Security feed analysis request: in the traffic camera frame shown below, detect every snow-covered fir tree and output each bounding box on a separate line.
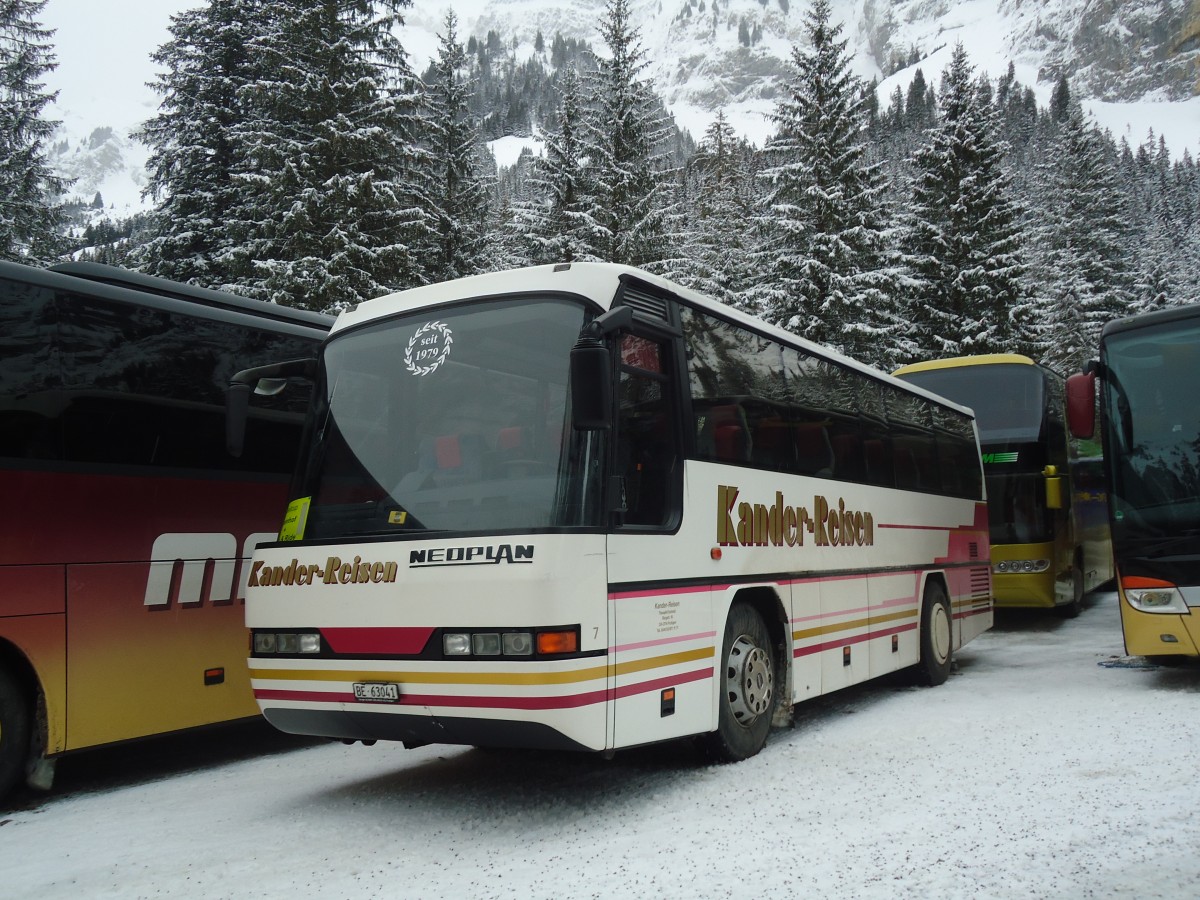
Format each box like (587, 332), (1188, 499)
(509, 66), (599, 264)
(231, 0), (431, 311)
(583, 0), (677, 267)
(900, 44), (1024, 359)
(659, 110), (759, 310)
(424, 10), (492, 282)
(748, 0), (899, 365)
(133, 0), (269, 286)
(1024, 101), (1132, 374)
(0, 0), (66, 262)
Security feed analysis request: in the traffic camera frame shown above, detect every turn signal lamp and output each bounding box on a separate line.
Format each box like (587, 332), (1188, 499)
(1122, 576), (1189, 614)
(537, 630), (578, 655)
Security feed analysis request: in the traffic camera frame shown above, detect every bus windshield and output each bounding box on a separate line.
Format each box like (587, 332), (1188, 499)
(899, 363), (1045, 444)
(293, 295), (604, 538)
(1102, 319), (1200, 543)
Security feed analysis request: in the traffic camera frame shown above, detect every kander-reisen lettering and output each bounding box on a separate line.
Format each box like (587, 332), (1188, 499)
(249, 556), (399, 587)
(716, 485), (874, 548)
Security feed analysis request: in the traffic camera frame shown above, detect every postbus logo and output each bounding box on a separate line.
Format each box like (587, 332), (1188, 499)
(981, 451), (1019, 464)
(716, 485), (874, 548)
(142, 531), (276, 607)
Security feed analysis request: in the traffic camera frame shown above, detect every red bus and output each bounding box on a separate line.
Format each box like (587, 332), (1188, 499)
(0, 261), (331, 800)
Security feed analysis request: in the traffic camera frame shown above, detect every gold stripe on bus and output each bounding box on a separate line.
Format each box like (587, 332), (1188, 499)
(249, 647), (713, 687)
(792, 607), (916, 642)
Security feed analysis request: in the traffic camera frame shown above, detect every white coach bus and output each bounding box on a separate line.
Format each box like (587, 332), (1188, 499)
(228, 263), (993, 762)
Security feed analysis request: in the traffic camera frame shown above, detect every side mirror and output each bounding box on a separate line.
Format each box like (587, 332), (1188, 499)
(1065, 371), (1096, 439)
(569, 306), (633, 431)
(226, 357), (317, 457)
(1043, 465), (1064, 510)
(570, 341), (612, 430)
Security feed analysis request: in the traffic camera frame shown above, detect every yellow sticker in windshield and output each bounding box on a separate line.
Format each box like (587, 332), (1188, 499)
(279, 497), (311, 542)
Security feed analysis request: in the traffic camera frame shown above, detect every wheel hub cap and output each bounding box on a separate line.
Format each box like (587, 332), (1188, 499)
(726, 634), (774, 724)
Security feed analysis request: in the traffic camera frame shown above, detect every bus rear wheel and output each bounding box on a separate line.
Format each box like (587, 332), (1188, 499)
(0, 667), (32, 800)
(699, 602), (776, 763)
(913, 582), (953, 686)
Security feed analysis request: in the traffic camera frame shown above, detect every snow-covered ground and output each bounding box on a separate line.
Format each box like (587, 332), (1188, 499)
(3, 590), (1198, 899)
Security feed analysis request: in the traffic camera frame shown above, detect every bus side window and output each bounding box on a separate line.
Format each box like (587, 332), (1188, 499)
(617, 334), (677, 527)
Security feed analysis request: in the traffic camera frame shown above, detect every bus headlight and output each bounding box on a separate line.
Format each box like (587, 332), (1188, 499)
(442, 629), (569, 657)
(994, 559), (1050, 574)
(1123, 577), (1189, 614)
(443, 633), (472, 655)
(252, 631), (321, 654)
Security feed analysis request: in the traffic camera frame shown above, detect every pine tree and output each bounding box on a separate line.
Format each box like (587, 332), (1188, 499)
(583, 0), (677, 267)
(659, 110), (758, 308)
(509, 67), (598, 264)
(133, 0), (268, 286)
(424, 10), (491, 282)
(1049, 74), (1071, 123)
(1024, 102), (1132, 374)
(0, 0), (66, 262)
(231, 0), (432, 311)
(901, 43), (1024, 359)
(749, 0), (899, 364)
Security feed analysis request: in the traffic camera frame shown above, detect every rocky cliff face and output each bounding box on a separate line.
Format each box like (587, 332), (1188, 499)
(447, 0), (1199, 105)
(1048, 0), (1199, 101)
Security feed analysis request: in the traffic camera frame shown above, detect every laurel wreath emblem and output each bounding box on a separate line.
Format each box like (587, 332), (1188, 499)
(404, 321), (454, 376)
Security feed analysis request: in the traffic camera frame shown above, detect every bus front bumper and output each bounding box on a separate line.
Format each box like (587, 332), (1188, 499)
(1119, 600), (1200, 658)
(261, 705), (595, 752)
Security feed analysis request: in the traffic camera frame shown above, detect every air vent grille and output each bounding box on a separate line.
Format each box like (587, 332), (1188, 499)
(620, 285), (669, 322)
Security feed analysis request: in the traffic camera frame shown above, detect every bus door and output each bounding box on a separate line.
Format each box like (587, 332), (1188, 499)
(607, 328), (704, 748)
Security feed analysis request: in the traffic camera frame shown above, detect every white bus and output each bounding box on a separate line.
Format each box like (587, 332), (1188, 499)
(230, 263), (993, 762)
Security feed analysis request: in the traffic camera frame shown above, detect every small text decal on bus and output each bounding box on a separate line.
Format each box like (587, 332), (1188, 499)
(716, 485), (874, 548)
(405, 321), (454, 376)
(409, 544), (535, 567)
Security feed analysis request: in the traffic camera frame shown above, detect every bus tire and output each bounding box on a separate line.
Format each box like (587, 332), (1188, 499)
(0, 666), (32, 801)
(913, 582), (953, 687)
(699, 602), (776, 763)
(1056, 559), (1085, 619)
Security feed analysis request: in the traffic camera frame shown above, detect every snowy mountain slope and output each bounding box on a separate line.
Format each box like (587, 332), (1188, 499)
(413, 0), (1199, 142)
(41, 0), (1200, 216)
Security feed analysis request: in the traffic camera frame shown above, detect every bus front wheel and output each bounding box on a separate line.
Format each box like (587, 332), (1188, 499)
(699, 602), (776, 763)
(1056, 558), (1085, 619)
(913, 582), (953, 686)
(0, 666), (32, 801)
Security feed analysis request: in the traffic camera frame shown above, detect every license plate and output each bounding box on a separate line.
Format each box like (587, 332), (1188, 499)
(352, 682), (400, 703)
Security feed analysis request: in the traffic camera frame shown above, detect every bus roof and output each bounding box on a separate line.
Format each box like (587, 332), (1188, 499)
(338, 262), (977, 420)
(46, 261), (335, 331)
(892, 354), (1035, 377)
(1100, 300), (1200, 341)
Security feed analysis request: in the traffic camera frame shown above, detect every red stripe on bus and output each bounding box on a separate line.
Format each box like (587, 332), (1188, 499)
(793, 622), (916, 658)
(254, 667), (714, 710)
(254, 687), (609, 710)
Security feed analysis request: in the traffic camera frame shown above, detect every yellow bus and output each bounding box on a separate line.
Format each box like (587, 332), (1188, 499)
(895, 355), (1112, 616)
(1068, 305), (1200, 658)
(0, 261), (330, 800)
